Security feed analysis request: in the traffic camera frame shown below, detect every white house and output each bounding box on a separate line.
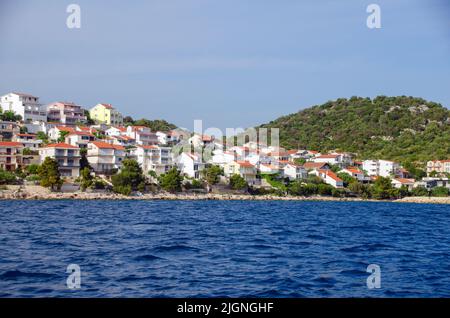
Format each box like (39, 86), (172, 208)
(12, 133), (42, 150)
(126, 126), (158, 146)
(39, 143), (80, 177)
(132, 145), (173, 175)
(177, 152), (205, 179)
(0, 92), (47, 123)
(105, 126), (127, 137)
(362, 160), (400, 177)
(283, 163), (308, 181)
(340, 167), (366, 182)
(392, 178), (415, 190)
(312, 169), (344, 188)
(87, 141), (125, 174)
(65, 131), (95, 148)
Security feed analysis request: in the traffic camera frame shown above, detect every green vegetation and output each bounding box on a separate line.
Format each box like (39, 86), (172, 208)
(158, 167), (183, 192)
(261, 173), (287, 192)
(431, 186), (449, 197)
(0, 110), (22, 122)
(58, 131), (69, 143)
(259, 96), (450, 163)
(38, 157), (63, 191)
(36, 131), (49, 144)
(201, 165), (224, 185)
(229, 174), (248, 190)
(0, 169), (17, 185)
(127, 118), (177, 132)
(111, 159), (146, 195)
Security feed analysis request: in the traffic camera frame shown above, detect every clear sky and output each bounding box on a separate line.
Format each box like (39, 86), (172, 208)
(0, 0), (449, 132)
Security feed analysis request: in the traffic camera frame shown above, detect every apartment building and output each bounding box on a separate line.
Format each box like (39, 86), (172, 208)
(47, 102), (87, 125)
(39, 143), (80, 177)
(87, 141), (125, 175)
(0, 92), (47, 123)
(0, 141), (23, 171)
(132, 145), (173, 175)
(89, 103), (123, 125)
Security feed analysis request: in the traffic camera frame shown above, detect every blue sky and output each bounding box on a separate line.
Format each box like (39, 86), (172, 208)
(0, 0), (449, 132)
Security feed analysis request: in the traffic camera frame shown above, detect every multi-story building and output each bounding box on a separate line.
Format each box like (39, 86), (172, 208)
(125, 126), (158, 146)
(427, 160), (450, 175)
(0, 92), (47, 123)
(132, 145), (173, 175)
(224, 161), (258, 185)
(177, 152), (206, 179)
(0, 121), (20, 141)
(87, 141), (125, 175)
(362, 159), (400, 177)
(65, 131), (95, 148)
(47, 102), (87, 125)
(283, 162), (308, 181)
(0, 141), (23, 171)
(39, 143), (80, 177)
(89, 103), (123, 125)
(12, 133), (42, 150)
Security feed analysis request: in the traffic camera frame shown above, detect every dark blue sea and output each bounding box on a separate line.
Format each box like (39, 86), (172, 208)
(0, 200), (449, 297)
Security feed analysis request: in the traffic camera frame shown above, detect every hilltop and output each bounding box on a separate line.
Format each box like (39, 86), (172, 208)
(258, 96), (450, 163)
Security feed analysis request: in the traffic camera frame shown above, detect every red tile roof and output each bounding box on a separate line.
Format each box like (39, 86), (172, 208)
(45, 143), (78, 149)
(91, 141), (125, 150)
(0, 141), (23, 147)
(235, 161), (254, 168)
(303, 162), (329, 170)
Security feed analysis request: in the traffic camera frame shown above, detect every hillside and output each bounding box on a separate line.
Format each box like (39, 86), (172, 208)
(258, 96), (450, 163)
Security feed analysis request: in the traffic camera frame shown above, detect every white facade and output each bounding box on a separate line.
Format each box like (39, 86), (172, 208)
(177, 152), (205, 178)
(0, 92), (47, 123)
(126, 126), (158, 146)
(87, 141), (125, 174)
(362, 160), (400, 177)
(132, 145), (173, 175)
(283, 163), (308, 181)
(39, 143), (80, 177)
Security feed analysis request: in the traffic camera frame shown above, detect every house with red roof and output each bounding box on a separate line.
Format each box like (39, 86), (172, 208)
(131, 145), (173, 175)
(177, 152), (205, 179)
(46, 101), (87, 125)
(340, 167), (366, 182)
(39, 143), (80, 177)
(87, 141), (125, 175)
(0, 141), (23, 171)
(312, 169), (344, 188)
(283, 162), (308, 181)
(224, 161), (258, 185)
(392, 178), (416, 191)
(65, 131), (95, 148)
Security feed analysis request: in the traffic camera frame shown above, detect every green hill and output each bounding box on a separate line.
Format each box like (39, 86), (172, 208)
(258, 96), (450, 163)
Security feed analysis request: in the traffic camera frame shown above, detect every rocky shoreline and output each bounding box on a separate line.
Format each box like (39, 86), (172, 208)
(1, 185), (449, 204)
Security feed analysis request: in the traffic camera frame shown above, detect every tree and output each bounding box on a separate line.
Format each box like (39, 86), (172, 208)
(26, 164), (40, 175)
(0, 110), (21, 122)
(38, 157), (63, 191)
(411, 186), (429, 197)
(36, 131), (49, 144)
(370, 176), (394, 199)
(58, 131), (69, 143)
(20, 126), (28, 134)
(79, 167), (93, 191)
(431, 186), (449, 197)
(337, 172), (356, 187)
(0, 169), (17, 185)
(79, 148), (91, 170)
(84, 110), (95, 125)
(132, 118), (177, 132)
(158, 168), (183, 192)
(112, 159), (146, 195)
(229, 174), (247, 190)
(348, 182), (371, 198)
(202, 165), (223, 185)
(123, 116), (134, 125)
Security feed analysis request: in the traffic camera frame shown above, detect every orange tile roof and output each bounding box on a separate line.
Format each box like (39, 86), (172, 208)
(45, 143), (78, 149)
(0, 141), (23, 147)
(303, 162), (329, 170)
(91, 141), (124, 150)
(235, 161), (254, 168)
(394, 178), (415, 184)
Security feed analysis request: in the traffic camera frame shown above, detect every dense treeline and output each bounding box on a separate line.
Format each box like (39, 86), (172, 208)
(259, 96), (450, 163)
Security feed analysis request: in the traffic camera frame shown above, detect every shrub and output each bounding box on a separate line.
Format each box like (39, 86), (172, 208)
(229, 174), (247, 190)
(431, 186), (449, 197)
(112, 159), (146, 195)
(158, 168), (183, 192)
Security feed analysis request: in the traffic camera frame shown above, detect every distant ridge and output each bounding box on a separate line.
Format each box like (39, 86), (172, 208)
(258, 96), (450, 163)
